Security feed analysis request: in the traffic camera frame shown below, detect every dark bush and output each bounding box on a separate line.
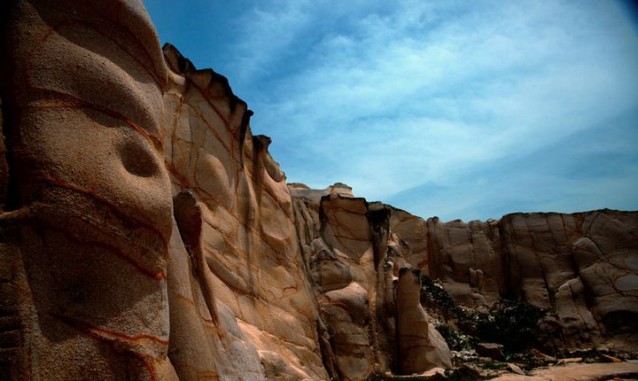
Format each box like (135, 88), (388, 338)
(419, 276), (546, 355)
(420, 275), (463, 318)
(474, 299), (546, 353)
(436, 323), (472, 351)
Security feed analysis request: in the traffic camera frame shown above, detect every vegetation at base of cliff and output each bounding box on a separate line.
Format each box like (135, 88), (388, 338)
(419, 275), (548, 354)
(420, 275), (473, 351)
(473, 299), (546, 353)
(446, 366), (485, 381)
(436, 323), (473, 351)
(420, 275), (463, 317)
(453, 300), (547, 354)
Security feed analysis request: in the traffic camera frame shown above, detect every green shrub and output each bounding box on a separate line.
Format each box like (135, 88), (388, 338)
(436, 323), (472, 351)
(474, 299), (546, 353)
(419, 276), (546, 355)
(420, 275), (463, 318)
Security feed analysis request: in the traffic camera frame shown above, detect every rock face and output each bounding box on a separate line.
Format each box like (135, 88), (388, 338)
(397, 268), (452, 373)
(1, 1), (175, 379)
(427, 211), (638, 352)
(290, 187), (454, 379)
(161, 44), (325, 380)
(0, 1), (637, 380)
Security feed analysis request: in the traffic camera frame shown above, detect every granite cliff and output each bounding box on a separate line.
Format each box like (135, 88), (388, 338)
(0, 1), (636, 380)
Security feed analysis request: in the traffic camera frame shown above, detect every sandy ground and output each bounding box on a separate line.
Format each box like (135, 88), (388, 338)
(489, 362), (638, 381)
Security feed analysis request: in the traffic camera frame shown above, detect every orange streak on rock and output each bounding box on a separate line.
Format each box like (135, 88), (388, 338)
(28, 89), (163, 150)
(29, 172), (168, 280)
(75, 10), (165, 88)
(164, 162), (287, 259)
(166, 89), (291, 216)
(169, 290), (217, 324)
(131, 351), (159, 381)
(32, 173), (168, 248)
(44, 223), (166, 281)
(36, 12), (164, 92)
(54, 314), (167, 381)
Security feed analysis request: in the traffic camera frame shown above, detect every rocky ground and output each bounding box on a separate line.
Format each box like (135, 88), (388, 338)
(370, 354), (638, 380)
(367, 275), (638, 381)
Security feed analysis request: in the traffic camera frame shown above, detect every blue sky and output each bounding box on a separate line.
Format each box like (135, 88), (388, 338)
(145, 0), (638, 221)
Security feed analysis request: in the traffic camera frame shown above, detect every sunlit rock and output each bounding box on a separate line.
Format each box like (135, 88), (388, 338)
(1, 1), (637, 380)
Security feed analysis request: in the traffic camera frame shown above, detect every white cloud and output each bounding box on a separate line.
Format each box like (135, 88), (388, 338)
(147, 0), (638, 219)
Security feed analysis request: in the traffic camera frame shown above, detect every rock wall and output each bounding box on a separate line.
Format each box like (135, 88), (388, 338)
(160, 44), (326, 380)
(426, 210), (638, 352)
(290, 185), (453, 379)
(1, 1), (176, 379)
(290, 184), (638, 372)
(0, 1), (636, 380)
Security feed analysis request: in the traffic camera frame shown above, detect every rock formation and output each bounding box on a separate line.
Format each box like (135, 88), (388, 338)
(161, 43), (326, 380)
(426, 210), (638, 353)
(1, 1), (175, 379)
(0, 1), (637, 380)
(290, 186), (455, 379)
(290, 185), (638, 378)
(396, 268), (452, 373)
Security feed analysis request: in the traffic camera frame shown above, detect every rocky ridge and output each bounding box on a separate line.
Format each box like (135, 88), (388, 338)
(0, 1), (636, 380)
(290, 184), (638, 379)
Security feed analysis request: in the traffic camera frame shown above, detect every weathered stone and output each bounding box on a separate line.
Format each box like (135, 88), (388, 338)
(397, 268), (453, 373)
(162, 43), (326, 380)
(1, 1), (175, 379)
(309, 237), (353, 292)
(1, 1), (637, 380)
(426, 210), (638, 353)
(476, 343), (506, 361)
(507, 363), (525, 375)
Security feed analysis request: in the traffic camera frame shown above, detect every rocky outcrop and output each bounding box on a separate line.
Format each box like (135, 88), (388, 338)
(1, 1), (175, 379)
(161, 44), (326, 380)
(290, 187), (457, 379)
(426, 210), (638, 352)
(1, 1), (636, 380)
(291, 189), (638, 375)
(397, 268), (452, 373)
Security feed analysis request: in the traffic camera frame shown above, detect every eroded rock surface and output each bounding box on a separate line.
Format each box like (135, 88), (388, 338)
(0, 1), (636, 381)
(427, 211), (638, 352)
(397, 268), (452, 373)
(1, 1), (175, 379)
(161, 44), (325, 380)
(291, 189), (456, 380)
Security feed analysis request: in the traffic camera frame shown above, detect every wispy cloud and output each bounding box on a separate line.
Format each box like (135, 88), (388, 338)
(145, 0), (638, 220)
